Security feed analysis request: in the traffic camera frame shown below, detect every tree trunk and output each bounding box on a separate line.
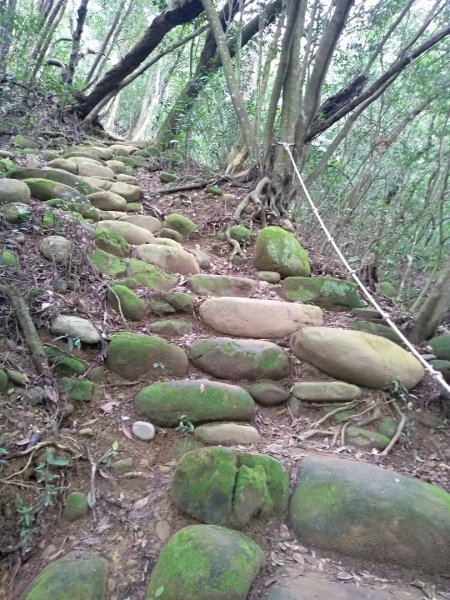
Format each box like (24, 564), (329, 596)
(0, 0), (16, 77)
(200, 0), (254, 155)
(76, 0), (205, 118)
(63, 0), (89, 84)
(29, 0), (67, 82)
(411, 259), (450, 342)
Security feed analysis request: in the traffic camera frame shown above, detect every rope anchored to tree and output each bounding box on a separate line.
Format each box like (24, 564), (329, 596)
(281, 141), (450, 397)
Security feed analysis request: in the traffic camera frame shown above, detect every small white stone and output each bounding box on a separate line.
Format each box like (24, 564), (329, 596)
(132, 421), (155, 441)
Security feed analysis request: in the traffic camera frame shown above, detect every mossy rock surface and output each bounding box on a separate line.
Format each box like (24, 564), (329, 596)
(187, 274), (257, 297)
(429, 335), (450, 361)
(282, 276), (362, 309)
(430, 359), (450, 383)
(247, 382), (289, 406)
(159, 291), (194, 313)
(58, 378), (97, 402)
(0, 249), (17, 268)
(44, 346), (87, 377)
(63, 492), (90, 522)
(8, 167), (99, 196)
(22, 551), (107, 600)
(161, 149), (184, 166)
(230, 225), (252, 244)
(135, 379), (255, 426)
(126, 258), (177, 291)
(163, 213), (196, 238)
(345, 426), (389, 450)
(254, 226), (310, 277)
(149, 299), (175, 316)
(151, 319), (192, 337)
(160, 171), (178, 183)
(171, 447), (288, 526)
(24, 178), (87, 203)
(89, 249), (126, 277)
(379, 281), (396, 298)
(107, 285), (146, 321)
(107, 332), (188, 380)
(146, 524), (263, 600)
(349, 320), (401, 345)
(377, 416), (398, 438)
(95, 229), (130, 257)
(206, 184), (223, 196)
(291, 381), (361, 402)
(190, 337), (290, 381)
(0, 368), (8, 392)
(289, 457), (450, 573)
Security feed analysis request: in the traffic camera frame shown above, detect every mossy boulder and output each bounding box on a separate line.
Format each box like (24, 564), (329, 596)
(137, 244), (200, 275)
(89, 249), (126, 277)
(161, 149), (184, 166)
(159, 291), (194, 313)
(149, 299), (175, 315)
(171, 447), (288, 526)
(345, 426), (389, 450)
(63, 492), (90, 522)
(0, 368), (8, 393)
(349, 320), (401, 345)
(282, 276), (362, 309)
(379, 281), (396, 299)
(58, 378), (97, 402)
(118, 214), (162, 234)
(430, 359), (450, 383)
(125, 258), (177, 291)
(146, 525), (263, 600)
(230, 225), (252, 244)
(0, 178), (31, 204)
(289, 457), (450, 573)
(44, 346), (87, 377)
(22, 551), (107, 600)
(0, 250), (17, 268)
(290, 327), (424, 390)
(160, 171), (178, 183)
(135, 379), (255, 426)
(12, 134), (34, 148)
(429, 335), (450, 361)
(350, 307), (382, 320)
(87, 190), (127, 212)
(95, 220), (155, 245)
(187, 274), (257, 297)
(254, 226), (310, 277)
(1, 202), (32, 222)
(163, 213), (196, 238)
(107, 332), (188, 380)
(190, 338), (290, 380)
(94, 229), (130, 257)
(151, 319), (192, 337)
(107, 285), (146, 320)
(206, 184), (223, 196)
(23, 178), (86, 203)
(377, 416), (398, 438)
(8, 167), (99, 196)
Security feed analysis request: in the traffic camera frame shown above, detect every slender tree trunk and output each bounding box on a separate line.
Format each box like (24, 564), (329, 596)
(411, 258), (450, 342)
(63, 0), (89, 84)
(29, 0), (67, 82)
(199, 0), (253, 155)
(0, 0), (16, 77)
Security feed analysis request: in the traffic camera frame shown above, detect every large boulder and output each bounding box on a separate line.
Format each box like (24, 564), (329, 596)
(429, 335), (450, 360)
(22, 551), (107, 600)
(281, 276), (362, 309)
(125, 258), (177, 290)
(134, 379), (255, 426)
(89, 249), (126, 277)
(66, 145), (113, 160)
(171, 447), (289, 526)
(95, 220), (155, 245)
(254, 226), (310, 277)
(163, 213), (196, 238)
(109, 181), (143, 203)
(349, 319), (402, 345)
(291, 381), (361, 402)
(47, 158), (78, 174)
(0, 178), (31, 205)
(78, 162), (115, 179)
(107, 285), (146, 320)
(8, 167), (100, 195)
(194, 423), (261, 445)
(187, 274), (258, 297)
(199, 297), (323, 338)
(137, 244), (200, 275)
(39, 235), (72, 263)
(107, 332), (188, 380)
(289, 457), (450, 573)
(190, 338), (290, 380)
(24, 178), (86, 203)
(146, 525), (264, 600)
(87, 191), (127, 211)
(290, 327), (424, 390)
(118, 214), (162, 233)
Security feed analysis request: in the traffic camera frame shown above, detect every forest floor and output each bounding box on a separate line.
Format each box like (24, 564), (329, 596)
(0, 136), (449, 600)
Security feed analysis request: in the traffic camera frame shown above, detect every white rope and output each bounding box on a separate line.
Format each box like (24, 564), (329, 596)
(281, 142), (450, 396)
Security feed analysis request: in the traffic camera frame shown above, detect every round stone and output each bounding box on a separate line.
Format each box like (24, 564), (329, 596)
(132, 420), (156, 441)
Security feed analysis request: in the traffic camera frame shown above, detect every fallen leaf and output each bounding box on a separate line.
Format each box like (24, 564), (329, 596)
(100, 401), (118, 413)
(121, 422), (133, 440)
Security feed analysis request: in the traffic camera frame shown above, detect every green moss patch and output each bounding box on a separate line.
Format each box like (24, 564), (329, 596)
(58, 378), (97, 402)
(107, 285), (146, 320)
(95, 229), (130, 257)
(254, 226), (310, 277)
(163, 213), (196, 238)
(89, 249), (126, 277)
(282, 276), (362, 309)
(44, 346), (87, 377)
(125, 258), (177, 291)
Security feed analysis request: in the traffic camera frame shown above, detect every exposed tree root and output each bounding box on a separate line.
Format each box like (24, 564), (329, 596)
(155, 179), (215, 195)
(234, 175), (289, 226)
(223, 223), (243, 264)
(380, 400), (407, 456)
(0, 283), (48, 375)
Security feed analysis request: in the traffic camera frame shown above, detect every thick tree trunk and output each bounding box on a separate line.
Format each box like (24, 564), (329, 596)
(411, 259), (450, 342)
(63, 0), (89, 84)
(76, 0), (204, 118)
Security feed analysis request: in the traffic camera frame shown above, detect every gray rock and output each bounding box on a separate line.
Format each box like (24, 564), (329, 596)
(194, 423), (261, 445)
(50, 315), (100, 344)
(187, 274), (258, 297)
(0, 178), (31, 205)
(256, 271), (281, 283)
(247, 382), (289, 406)
(132, 420), (156, 441)
(39, 235), (72, 263)
(291, 381), (362, 402)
